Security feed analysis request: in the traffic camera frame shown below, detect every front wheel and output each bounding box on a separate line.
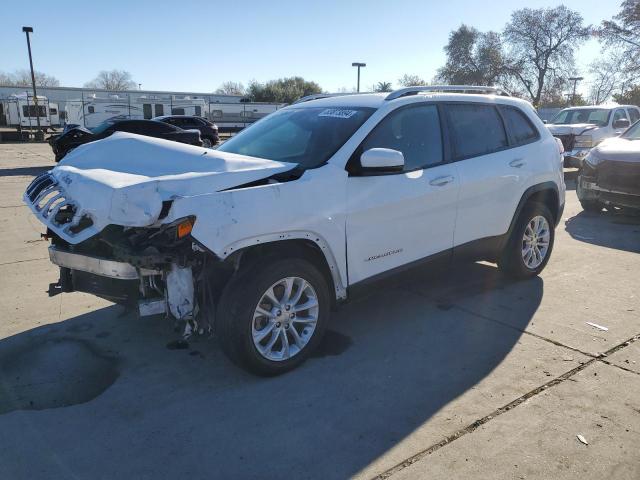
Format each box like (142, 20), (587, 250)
(216, 257), (330, 375)
(201, 137), (213, 148)
(498, 203), (555, 279)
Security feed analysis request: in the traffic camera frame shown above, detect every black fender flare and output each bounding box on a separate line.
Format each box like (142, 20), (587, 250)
(502, 182), (562, 248)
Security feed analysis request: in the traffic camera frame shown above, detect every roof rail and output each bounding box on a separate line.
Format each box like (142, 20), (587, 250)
(385, 85), (510, 101)
(292, 92), (374, 105)
(292, 93), (346, 105)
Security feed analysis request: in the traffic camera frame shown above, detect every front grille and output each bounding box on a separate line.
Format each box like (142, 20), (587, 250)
(24, 172), (94, 237)
(553, 134), (575, 152)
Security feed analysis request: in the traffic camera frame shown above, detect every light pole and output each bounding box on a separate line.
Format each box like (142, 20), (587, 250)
(568, 76), (584, 106)
(352, 62), (366, 93)
(22, 26), (43, 140)
(138, 83), (142, 90)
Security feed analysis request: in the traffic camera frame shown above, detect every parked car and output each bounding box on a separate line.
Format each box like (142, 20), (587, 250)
(546, 104), (640, 168)
(154, 115), (219, 147)
(577, 120), (640, 213)
(49, 118), (203, 162)
(25, 86), (565, 375)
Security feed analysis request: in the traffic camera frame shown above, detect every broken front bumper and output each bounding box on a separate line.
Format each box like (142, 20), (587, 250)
(578, 176), (640, 210)
(48, 246), (195, 319)
(562, 149), (590, 168)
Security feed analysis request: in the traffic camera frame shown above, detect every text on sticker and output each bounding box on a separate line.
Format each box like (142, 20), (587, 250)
(318, 109), (358, 119)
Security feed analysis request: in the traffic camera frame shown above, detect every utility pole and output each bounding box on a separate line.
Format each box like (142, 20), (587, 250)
(352, 62), (366, 93)
(568, 76), (584, 106)
(22, 26), (43, 141)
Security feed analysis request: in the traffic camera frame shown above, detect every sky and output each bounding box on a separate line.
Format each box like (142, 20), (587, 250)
(0, 0), (622, 95)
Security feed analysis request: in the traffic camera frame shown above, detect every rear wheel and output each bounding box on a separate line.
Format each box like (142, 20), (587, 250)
(216, 257), (330, 375)
(202, 137), (213, 148)
(498, 203), (555, 279)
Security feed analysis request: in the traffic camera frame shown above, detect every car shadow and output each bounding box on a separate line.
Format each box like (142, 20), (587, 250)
(565, 209), (640, 253)
(0, 166), (52, 177)
(0, 262), (542, 480)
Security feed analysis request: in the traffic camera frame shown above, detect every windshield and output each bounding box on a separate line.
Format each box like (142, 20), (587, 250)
(621, 121), (640, 140)
(551, 108), (610, 126)
(217, 106), (375, 169)
(90, 120), (116, 134)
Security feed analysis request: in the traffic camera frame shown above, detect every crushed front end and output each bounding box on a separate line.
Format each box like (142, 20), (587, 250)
(25, 172), (230, 337)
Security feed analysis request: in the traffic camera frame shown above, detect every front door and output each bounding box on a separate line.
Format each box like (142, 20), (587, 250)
(346, 103), (459, 284)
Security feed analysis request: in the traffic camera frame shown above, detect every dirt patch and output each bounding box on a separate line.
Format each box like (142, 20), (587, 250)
(0, 338), (118, 414)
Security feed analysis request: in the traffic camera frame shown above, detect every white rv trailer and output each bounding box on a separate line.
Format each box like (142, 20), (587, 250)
(65, 94), (208, 129)
(1, 93), (60, 130)
(207, 102), (283, 132)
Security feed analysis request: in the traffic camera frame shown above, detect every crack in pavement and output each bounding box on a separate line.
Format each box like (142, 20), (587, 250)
(373, 332), (640, 480)
(0, 257), (48, 267)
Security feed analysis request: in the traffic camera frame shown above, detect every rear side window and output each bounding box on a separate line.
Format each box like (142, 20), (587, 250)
(500, 106), (539, 146)
(627, 108), (639, 124)
(360, 104), (443, 171)
(446, 104), (507, 159)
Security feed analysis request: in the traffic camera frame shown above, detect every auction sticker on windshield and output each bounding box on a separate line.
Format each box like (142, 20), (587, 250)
(318, 108), (358, 119)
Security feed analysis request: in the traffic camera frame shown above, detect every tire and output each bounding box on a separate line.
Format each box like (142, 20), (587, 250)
(498, 203), (555, 279)
(580, 200), (602, 213)
(216, 256), (330, 376)
(202, 137), (213, 148)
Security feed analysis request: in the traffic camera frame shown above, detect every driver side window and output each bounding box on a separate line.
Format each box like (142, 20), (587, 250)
(360, 104), (443, 172)
(613, 109), (628, 124)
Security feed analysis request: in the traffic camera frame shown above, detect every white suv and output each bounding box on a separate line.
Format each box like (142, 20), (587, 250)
(25, 86), (565, 375)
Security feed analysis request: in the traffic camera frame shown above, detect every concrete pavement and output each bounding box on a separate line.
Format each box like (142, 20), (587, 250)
(0, 143), (638, 479)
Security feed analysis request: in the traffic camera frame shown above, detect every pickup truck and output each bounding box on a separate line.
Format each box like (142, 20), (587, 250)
(546, 104), (640, 168)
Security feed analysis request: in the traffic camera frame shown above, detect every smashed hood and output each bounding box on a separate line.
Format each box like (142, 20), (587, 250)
(546, 123), (598, 136)
(592, 137), (640, 164)
(27, 132), (295, 241)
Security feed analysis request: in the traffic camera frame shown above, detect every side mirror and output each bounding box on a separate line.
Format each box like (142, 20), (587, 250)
(613, 118), (630, 129)
(360, 148), (404, 172)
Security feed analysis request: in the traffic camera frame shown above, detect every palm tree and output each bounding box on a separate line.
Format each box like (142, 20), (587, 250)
(375, 81), (393, 92)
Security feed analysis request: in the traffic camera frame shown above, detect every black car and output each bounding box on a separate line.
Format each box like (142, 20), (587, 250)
(153, 115), (219, 147)
(577, 121), (640, 213)
(49, 119), (203, 162)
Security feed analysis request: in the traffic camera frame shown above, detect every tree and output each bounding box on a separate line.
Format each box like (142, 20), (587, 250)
(613, 84), (640, 105)
(215, 81), (246, 95)
(502, 6), (590, 106)
(587, 56), (627, 104)
(84, 70), (137, 90)
(397, 74), (427, 87)
(437, 25), (507, 85)
(246, 77), (323, 103)
(374, 81), (393, 92)
(0, 69), (60, 87)
(598, 0), (640, 79)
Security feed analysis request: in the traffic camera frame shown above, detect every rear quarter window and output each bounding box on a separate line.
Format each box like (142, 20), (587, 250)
(445, 103), (508, 159)
(499, 106), (539, 146)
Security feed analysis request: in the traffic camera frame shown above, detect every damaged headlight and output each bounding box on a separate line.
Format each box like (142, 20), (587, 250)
(574, 135), (593, 149)
(584, 150), (601, 167)
(164, 216), (196, 240)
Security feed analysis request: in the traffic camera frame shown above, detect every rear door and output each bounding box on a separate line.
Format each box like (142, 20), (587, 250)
(446, 102), (535, 246)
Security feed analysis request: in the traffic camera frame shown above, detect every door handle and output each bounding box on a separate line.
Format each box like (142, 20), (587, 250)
(429, 175), (454, 186)
(509, 158), (526, 168)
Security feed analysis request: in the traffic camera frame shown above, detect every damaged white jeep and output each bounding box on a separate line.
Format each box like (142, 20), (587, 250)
(25, 86), (565, 375)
